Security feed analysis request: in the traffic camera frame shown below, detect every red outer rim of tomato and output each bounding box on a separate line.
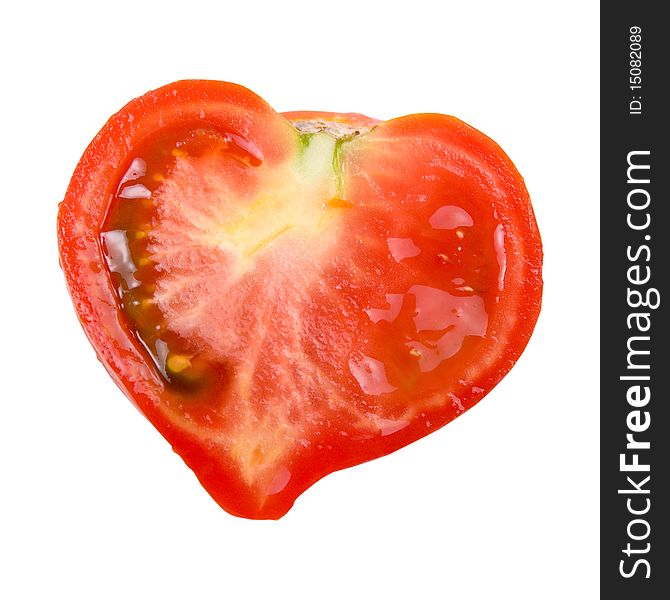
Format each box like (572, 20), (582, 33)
(57, 80), (543, 520)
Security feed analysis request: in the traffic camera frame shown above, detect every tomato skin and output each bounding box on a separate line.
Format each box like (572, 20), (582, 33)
(58, 80), (542, 520)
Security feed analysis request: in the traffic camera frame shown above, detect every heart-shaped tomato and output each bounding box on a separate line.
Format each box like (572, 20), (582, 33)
(57, 80), (542, 519)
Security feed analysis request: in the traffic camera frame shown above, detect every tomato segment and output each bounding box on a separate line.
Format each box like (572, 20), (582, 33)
(58, 81), (542, 519)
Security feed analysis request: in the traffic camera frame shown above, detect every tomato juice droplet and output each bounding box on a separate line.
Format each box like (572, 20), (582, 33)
(367, 415), (410, 437)
(494, 223), (507, 291)
(266, 466), (292, 495)
(429, 205), (474, 229)
(119, 184), (152, 199)
(119, 157), (147, 187)
(387, 237), (421, 262)
(101, 230), (140, 290)
(365, 293), (404, 324)
(349, 355), (398, 395)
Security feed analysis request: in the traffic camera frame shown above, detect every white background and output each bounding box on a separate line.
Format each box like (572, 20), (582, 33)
(1, 1), (599, 598)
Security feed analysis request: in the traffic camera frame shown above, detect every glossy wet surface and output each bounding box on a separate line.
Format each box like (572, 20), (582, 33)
(100, 122), (507, 489)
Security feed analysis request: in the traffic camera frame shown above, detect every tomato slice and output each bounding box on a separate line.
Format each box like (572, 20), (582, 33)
(57, 80), (542, 519)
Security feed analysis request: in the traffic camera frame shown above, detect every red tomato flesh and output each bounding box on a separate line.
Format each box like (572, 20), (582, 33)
(58, 81), (542, 519)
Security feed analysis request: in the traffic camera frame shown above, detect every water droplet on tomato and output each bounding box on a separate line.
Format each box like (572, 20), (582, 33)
(365, 293), (404, 324)
(154, 338), (169, 377)
(429, 205), (473, 229)
(449, 392), (464, 412)
(410, 285), (458, 332)
(405, 285), (488, 372)
(119, 183), (152, 199)
(367, 415), (410, 436)
(224, 132), (264, 167)
(349, 355), (397, 395)
(494, 223), (506, 290)
(266, 466), (291, 495)
(119, 157), (146, 186)
(101, 230), (141, 290)
(387, 237), (421, 262)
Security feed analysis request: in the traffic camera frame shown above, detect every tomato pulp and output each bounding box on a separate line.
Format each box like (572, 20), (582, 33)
(57, 81), (542, 519)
